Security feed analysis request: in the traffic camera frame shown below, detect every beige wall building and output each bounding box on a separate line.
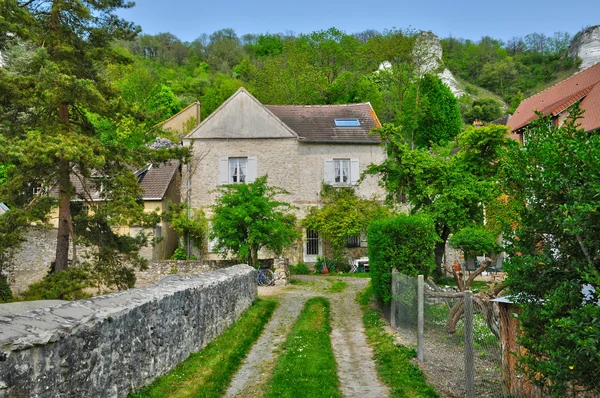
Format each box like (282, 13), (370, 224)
(184, 88), (385, 264)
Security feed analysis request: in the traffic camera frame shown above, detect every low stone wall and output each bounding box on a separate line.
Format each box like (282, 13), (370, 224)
(135, 259), (241, 287)
(0, 265), (257, 398)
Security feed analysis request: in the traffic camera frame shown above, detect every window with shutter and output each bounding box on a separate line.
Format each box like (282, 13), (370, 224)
(218, 156), (258, 184)
(325, 158), (360, 186)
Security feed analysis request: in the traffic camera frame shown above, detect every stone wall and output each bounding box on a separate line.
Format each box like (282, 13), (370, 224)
(135, 259), (243, 286)
(0, 265), (256, 398)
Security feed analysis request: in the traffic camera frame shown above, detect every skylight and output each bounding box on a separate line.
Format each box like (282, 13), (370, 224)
(334, 118), (361, 127)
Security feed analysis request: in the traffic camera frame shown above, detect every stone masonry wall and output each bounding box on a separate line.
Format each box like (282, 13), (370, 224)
(0, 265), (257, 398)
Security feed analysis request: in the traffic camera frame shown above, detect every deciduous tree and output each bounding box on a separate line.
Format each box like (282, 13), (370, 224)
(210, 176), (299, 267)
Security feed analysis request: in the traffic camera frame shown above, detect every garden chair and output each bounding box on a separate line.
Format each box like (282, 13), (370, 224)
(465, 258), (478, 274)
(489, 256), (504, 274)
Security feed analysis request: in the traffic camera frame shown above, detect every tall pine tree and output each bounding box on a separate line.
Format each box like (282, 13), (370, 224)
(0, 1), (175, 277)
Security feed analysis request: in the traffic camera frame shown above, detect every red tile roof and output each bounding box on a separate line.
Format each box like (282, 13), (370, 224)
(508, 62), (600, 133)
(265, 103), (382, 143)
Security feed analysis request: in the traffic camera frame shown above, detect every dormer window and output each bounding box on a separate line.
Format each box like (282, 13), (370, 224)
(334, 118), (361, 127)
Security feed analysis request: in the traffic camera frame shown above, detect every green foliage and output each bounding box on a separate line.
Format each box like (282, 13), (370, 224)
(463, 97), (503, 123)
(449, 227), (498, 258)
(0, 0), (190, 279)
(163, 203), (208, 253)
(357, 283), (439, 397)
(170, 247), (187, 260)
(290, 262), (311, 275)
(442, 33), (579, 102)
(368, 123), (515, 270)
(266, 297), (340, 398)
(302, 185), (392, 258)
(499, 106), (600, 394)
(130, 298), (278, 398)
(315, 256), (350, 274)
(412, 74), (463, 148)
(368, 214), (439, 303)
(19, 267), (93, 301)
(210, 176), (299, 266)
(0, 275), (12, 302)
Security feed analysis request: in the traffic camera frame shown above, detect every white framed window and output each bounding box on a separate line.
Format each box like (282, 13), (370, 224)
(218, 156), (257, 185)
(324, 158), (359, 186)
(229, 158), (247, 183)
(334, 159), (349, 183)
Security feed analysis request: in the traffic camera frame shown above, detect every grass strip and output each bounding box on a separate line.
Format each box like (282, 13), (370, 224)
(326, 278), (349, 293)
(129, 298), (278, 398)
(357, 283), (439, 398)
(265, 297), (341, 398)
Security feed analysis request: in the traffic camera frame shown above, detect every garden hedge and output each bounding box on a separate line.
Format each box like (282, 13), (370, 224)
(368, 214), (438, 303)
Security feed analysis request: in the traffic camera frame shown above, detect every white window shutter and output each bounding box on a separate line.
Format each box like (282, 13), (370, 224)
(218, 157), (229, 185)
(246, 156), (257, 183)
(324, 159), (334, 184)
(350, 158), (360, 185)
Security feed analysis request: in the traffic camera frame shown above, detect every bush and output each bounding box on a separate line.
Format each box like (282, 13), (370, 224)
(315, 256), (350, 274)
(0, 275), (12, 302)
(19, 267), (94, 301)
(368, 214), (439, 303)
(290, 262), (310, 275)
(171, 247), (187, 260)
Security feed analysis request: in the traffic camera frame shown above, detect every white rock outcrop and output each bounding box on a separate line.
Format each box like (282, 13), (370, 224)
(378, 31), (465, 98)
(568, 25), (600, 70)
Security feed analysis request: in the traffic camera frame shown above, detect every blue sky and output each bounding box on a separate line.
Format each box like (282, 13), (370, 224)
(118, 0), (599, 43)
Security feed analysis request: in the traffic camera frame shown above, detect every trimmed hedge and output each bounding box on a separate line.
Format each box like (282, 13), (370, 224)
(368, 214), (438, 303)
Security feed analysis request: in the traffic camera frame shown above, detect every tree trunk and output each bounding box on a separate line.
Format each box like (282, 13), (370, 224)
(434, 226), (450, 277)
(55, 159), (71, 272)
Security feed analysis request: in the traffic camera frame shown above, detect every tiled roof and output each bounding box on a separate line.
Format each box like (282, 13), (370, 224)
(265, 103), (382, 143)
(138, 160), (180, 200)
(508, 62), (600, 133)
(70, 161), (180, 202)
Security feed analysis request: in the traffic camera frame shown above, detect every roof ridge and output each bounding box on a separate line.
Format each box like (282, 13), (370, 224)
(265, 102), (372, 108)
(525, 62), (600, 102)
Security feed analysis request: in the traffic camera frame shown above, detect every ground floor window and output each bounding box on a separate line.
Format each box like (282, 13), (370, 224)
(306, 230), (319, 255)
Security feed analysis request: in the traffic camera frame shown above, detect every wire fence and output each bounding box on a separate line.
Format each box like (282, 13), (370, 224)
(391, 271), (509, 398)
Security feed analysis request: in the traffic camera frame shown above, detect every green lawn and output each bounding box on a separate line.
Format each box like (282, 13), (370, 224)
(357, 284), (439, 398)
(129, 298), (278, 398)
(265, 297), (341, 398)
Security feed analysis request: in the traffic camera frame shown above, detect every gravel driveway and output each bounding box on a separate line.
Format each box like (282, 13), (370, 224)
(226, 275), (389, 398)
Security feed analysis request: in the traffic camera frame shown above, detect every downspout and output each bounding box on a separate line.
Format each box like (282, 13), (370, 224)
(186, 160), (191, 259)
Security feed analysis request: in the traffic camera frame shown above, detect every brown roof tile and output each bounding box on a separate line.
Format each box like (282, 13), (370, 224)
(265, 103), (381, 143)
(70, 161), (180, 202)
(508, 62), (600, 133)
(138, 160), (180, 200)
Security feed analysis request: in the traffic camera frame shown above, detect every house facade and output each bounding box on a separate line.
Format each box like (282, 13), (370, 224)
(508, 62), (600, 143)
(183, 88), (385, 264)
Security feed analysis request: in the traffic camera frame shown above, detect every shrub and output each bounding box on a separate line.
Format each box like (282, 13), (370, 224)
(171, 247), (187, 260)
(19, 267), (94, 301)
(290, 262), (310, 275)
(368, 214), (439, 303)
(315, 256), (349, 274)
(0, 275), (12, 302)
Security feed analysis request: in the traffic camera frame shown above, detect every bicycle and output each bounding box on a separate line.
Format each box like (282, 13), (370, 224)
(256, 265), (275, 286)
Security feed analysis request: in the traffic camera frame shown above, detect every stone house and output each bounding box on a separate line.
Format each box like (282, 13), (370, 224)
(508, 62), (600, 143)
(183, 88), (386, 265)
